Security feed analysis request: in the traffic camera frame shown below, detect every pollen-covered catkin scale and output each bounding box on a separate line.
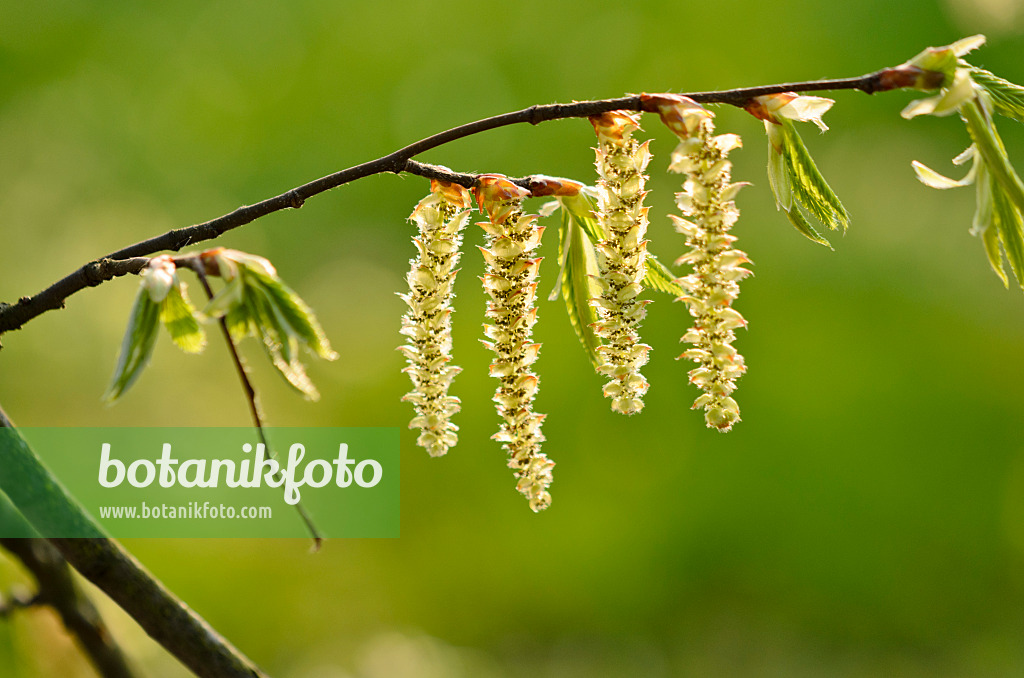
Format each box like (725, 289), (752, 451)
(589, 111), (653, 416)
(475, 174), (553, 512)
(645, 93), (751, 432)
(399, 179), (472, 457)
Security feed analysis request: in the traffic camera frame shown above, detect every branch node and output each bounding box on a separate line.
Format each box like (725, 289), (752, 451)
(286, 190), (305, 209)
(386, 157), (410, 175)
(84, 259), (109, 287)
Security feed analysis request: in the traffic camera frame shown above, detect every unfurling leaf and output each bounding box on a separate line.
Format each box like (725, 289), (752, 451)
(160, 283), (206, 354)
(908, 84), (1024, 291)
(767, 127), (794, 212)
(642, 255), (688, 297)
(774, 117), (850, 233)
(105, 286), (161, 402)
(783, 202), (832, 250)
(973, 159), (1024, 288)
(550, 190), (603, 243)
(991, 175), (1024, 285)
(965, 67), (1024, 124)
(753, 93), (849, 247)
(203, 249), (338, 399)
(901, 69), (979, 119)
(243, 264), (336, 362)
(105, 256), (208, 402)
(908, 105), (1024, 290)
(961, 96), (1024, 224)
(556, 206), (602, 367)
(545, 186), (687, 309)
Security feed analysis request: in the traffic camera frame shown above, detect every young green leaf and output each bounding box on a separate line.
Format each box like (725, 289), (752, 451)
(105, 256), (210, 401)
(244, 266), (337, 361)
(224, 298), (251, 342)
(642, 255), (688, 296)
(908, 109), (1024, 290)
(105, 287), (161, 402)
(982, 223), (1007, 286)
(204, 275), (245, 322)
(777, 117), (851, 233)
(959, 98), (1024, 289)
(977, 165), (1009, 286)
(962, 97), (1024, 220)
(783, 203), (833, 249)
(557, 208), (602, 367)
(967, 67), (1024, 124)
(752, 93), (848, 247)
(249, 278), (321, 397)
(159, 284), (206, 354)
(767, 127), (794, 213)
(559, 191), (604, 243)
(549, 187), (686, 298)
(202, 250), (338, 399)
(990, 170), (1024, 287)
(766, 125), (830, 248)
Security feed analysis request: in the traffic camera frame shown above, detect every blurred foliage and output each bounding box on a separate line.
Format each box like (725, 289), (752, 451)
(3, 0), (1024, 676)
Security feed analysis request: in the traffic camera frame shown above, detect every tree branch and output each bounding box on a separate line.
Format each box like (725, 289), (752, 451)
(0, 410), (271, 678)
(0, 70), (895, 338)
(48, 538), (270, 678)
(0, 536), (137, 678)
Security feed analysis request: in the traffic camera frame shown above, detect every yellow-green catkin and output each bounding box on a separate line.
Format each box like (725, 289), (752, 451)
(399, 179), (472, 456)
(589, 111), (653, 416)
(650, 94), (751, 431)
(475, 174), (553, 512)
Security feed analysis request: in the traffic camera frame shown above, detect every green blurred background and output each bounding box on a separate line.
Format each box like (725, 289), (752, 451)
(3, 1), (1024, 676)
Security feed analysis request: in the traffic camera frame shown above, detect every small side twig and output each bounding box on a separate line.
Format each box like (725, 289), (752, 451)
(191, 264), (323, 550)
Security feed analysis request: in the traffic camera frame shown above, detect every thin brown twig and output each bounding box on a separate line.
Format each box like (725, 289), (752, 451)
(190, 263), (323, 549)
(0, 70), (895, 338)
